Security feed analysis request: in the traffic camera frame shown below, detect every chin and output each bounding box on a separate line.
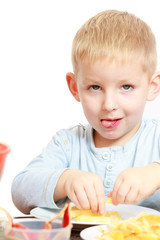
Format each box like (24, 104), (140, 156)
(101, 132), (119, 140)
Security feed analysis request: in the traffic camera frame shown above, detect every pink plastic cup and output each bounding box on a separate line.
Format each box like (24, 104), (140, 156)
(0, 143), (10, 177)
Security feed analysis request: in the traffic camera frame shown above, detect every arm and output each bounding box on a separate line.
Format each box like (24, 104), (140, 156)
(109, 162), (160, 205)
(11, 133), (69, 214)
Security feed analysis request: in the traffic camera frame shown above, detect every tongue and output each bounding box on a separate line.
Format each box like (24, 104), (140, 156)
(101, 120), (117, 128)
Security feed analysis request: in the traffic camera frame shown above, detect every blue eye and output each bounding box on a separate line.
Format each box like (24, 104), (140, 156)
(90, 85), (101, 91)
(122, 85), (132, 90)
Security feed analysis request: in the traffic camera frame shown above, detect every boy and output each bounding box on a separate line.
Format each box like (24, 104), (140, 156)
(12, 10), (160, 215)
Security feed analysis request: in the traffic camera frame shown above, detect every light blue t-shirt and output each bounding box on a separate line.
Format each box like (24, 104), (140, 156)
(11, 118), (160, 213)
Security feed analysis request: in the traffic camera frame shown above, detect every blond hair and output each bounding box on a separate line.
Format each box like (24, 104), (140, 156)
(71, 10), (157, 78)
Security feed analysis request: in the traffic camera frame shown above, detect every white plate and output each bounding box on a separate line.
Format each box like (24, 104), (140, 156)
(80, 225), (108, 240)
(80, 205), (160, 240)
(30, 204), (160, 225)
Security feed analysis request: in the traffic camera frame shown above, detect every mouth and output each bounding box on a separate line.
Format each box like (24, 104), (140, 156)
(101, 118), (122, 129)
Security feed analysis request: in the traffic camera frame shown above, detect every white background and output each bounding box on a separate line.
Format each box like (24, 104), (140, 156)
(0, 0), (160, 217)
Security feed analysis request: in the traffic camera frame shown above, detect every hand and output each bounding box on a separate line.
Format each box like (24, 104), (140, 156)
(109, 163), (160, 205)
(61, 169), (105, 214)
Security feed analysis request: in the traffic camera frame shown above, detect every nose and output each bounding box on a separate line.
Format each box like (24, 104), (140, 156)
(102, 92), (118, 112)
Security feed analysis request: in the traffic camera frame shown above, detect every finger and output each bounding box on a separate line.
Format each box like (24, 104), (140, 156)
(94, 180), (105, 214)
(74, 185), (90, 210)
(67, 184), (90, 210)
(124, 187), (139, 204)
(67, 190), (82, 209)
(135, 192), (144, 205)
(107, 191), (112, 198)
(116, 182), (131, 204)
(84, 185), (98, 213)
(113, 179), (131, 205)
(112, 178), (123, 205)
(130, 189), (143, 205)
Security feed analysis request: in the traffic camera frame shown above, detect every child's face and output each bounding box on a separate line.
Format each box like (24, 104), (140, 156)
(69, 58), (155, 147)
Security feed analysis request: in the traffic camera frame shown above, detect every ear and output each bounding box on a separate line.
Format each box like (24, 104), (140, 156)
(66, 72), (80, 102)
(147, 72), (160, 101)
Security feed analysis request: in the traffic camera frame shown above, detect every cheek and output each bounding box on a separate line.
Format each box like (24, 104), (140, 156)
(81, 101), (93, 114)
(124, 97), (146, 118)
(80, 98), (98, 117)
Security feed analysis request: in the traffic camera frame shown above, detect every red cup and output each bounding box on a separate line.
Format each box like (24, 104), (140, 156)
(0, 143), (10, 177)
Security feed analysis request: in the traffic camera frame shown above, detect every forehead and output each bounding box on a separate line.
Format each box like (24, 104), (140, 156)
(76, 57), (148, 81)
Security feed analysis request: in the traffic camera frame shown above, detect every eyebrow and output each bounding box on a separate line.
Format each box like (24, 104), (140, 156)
(84, 77), (103, 83)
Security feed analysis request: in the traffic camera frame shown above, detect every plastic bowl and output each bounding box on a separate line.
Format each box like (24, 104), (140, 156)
(4, 219), (72, 240)
(0, 143), (10, 177)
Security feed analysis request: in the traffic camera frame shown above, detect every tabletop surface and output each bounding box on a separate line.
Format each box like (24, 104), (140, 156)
(71, 230), (82, 239)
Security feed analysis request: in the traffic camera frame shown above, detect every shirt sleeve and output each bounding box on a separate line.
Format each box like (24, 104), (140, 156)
(11, 129), (71, 214)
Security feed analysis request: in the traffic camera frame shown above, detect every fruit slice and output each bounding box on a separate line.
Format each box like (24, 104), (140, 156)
(0, 206), (13, 227)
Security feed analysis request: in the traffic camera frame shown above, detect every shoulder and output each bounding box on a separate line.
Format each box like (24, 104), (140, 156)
(41, 124), (91, 157)
(140, 118), (160, 141)
(53, 123), (91, 144)
(143, 118), (160, 131)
